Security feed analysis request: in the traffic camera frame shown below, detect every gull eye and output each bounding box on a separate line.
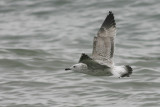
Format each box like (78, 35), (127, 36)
(73, 66), (76, 68)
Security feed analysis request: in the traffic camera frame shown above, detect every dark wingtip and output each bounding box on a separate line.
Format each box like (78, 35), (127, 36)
(100, 11), (116, 29)
(79, 53), (92, 63)
(109, 11), (113, 14)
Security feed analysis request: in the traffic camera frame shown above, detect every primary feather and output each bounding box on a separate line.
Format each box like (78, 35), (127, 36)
(92, 11), (116, 67)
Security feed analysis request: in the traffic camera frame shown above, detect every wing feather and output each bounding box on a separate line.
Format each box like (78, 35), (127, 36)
(92, 11), (116, 67)
(79, 53), (109, 70)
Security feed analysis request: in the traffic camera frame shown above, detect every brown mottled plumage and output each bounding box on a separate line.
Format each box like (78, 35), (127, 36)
(65, 11), (132, 77)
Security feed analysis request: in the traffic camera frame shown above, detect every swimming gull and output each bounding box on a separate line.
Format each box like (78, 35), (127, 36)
(65, 11), (132, 77)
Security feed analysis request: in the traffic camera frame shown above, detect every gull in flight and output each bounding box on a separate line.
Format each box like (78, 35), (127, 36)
(65, 11), (132, 78)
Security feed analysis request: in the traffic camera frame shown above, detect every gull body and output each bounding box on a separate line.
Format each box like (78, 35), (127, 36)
(65, 11), (132, 78)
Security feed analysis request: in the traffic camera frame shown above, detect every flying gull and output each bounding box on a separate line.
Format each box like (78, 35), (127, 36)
(65, 11), (132, 78)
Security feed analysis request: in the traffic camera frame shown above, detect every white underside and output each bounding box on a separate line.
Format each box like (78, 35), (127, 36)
(111, 66), (127, 77)
(70, 63), (127, 77)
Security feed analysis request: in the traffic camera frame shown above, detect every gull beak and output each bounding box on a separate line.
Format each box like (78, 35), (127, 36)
(65, 68), (71, 71)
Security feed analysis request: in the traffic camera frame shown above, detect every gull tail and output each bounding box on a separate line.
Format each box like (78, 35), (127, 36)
(121, 65), (133, 77)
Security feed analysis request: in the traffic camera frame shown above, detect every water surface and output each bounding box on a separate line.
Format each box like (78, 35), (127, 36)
(0, 0), (160, 107)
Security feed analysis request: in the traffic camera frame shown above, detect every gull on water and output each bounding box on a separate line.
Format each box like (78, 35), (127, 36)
(65, 11), (132, 78)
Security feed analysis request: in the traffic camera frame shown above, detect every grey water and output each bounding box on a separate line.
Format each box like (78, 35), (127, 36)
(0, 0), (160, 107)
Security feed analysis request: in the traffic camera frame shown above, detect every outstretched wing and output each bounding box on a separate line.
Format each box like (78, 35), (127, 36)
(79, 53), (109, 70)
(92, 11), (116, 67)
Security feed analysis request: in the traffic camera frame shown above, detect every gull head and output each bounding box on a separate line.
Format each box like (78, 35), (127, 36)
(65, 63), (88, 72)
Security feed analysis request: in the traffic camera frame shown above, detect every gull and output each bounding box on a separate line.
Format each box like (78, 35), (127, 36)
(65, 11), (132, 78)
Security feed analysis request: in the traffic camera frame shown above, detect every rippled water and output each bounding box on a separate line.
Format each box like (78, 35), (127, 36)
(0, 0), (160, 107)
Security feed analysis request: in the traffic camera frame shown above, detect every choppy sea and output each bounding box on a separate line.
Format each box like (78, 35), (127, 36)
(0, 0), (160, 107)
